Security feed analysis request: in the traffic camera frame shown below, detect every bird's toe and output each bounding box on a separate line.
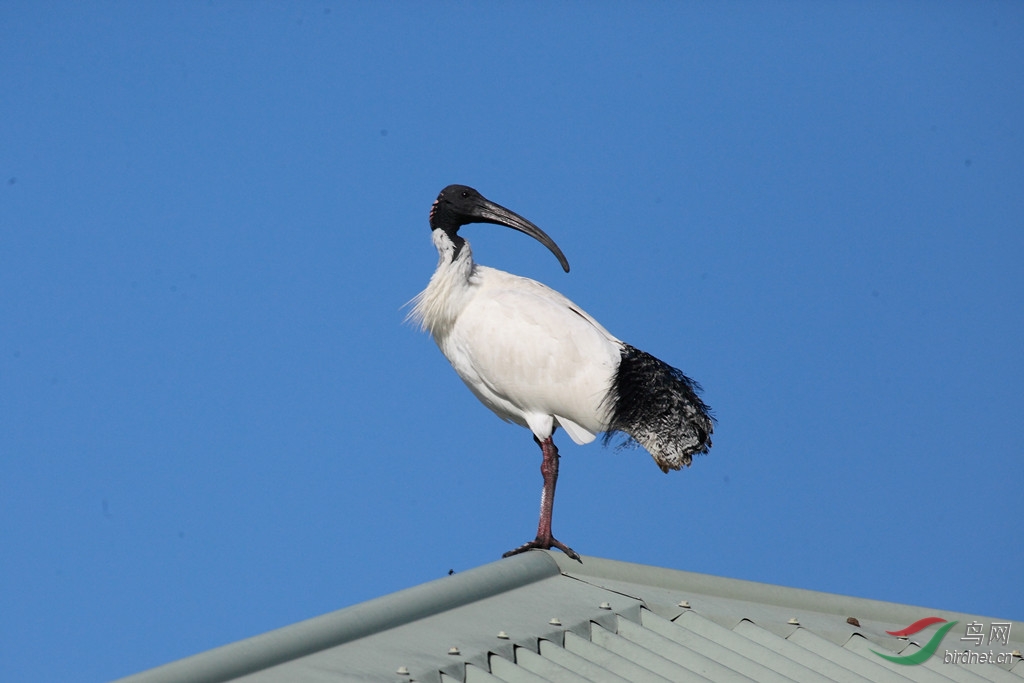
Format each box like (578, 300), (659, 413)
(502, 537), (582, 563)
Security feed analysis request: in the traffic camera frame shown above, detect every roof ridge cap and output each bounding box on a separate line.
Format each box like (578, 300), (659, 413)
(113, 552), (560, 683)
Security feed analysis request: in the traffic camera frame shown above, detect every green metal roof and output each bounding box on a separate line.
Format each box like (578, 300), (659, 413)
(114, 551), (1022, 683)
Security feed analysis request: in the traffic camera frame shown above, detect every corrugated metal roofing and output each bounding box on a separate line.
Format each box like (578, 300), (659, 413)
(114, 551), (1022, 683)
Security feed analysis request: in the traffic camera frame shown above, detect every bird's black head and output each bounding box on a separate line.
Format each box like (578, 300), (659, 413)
(429, 185), (487, 232)
(429, 184), (570, 273)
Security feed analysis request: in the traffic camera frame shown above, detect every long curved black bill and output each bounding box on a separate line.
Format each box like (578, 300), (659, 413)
(474, 199), (570, 273)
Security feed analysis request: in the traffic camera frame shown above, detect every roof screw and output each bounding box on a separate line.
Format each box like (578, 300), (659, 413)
(448, 646), (460, 655)
(788, 617), (800, 625)
(549, 618), (562, 626)
(599, 602), (612, 610)
(1012, 649), (1021, 658)
(497, 631), (510, 639)
(678, 600), (691, 609)
(396, 666), (410, 675)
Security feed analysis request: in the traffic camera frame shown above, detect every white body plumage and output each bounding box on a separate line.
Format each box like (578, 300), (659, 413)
(411, 232), (621, 446)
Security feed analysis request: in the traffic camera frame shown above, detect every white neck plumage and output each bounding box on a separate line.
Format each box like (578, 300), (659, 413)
(408, 230), (479, 341)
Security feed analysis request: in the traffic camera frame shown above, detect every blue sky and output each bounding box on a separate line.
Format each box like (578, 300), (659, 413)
(2, 3), (1022, 681)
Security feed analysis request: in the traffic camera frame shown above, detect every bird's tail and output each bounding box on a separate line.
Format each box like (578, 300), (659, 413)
(603, 344), (714, 473)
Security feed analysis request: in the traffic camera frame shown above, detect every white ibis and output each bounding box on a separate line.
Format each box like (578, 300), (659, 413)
(411, 185), (713, 561)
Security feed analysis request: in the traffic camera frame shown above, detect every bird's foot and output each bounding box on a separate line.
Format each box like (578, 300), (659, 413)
(502, 536), (582, 563)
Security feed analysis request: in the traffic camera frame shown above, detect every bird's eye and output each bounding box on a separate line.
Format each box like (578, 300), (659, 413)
(461, 191), (469, 198)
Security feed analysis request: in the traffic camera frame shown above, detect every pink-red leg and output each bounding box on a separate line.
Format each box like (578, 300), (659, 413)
(503, 436), (581, 562)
